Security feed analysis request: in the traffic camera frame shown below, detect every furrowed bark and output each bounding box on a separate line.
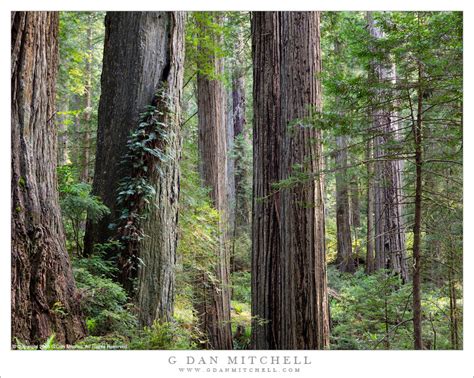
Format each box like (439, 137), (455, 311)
(251, 11), (282, 349)
(252, 11), (330, 350)
(11, 11), (86, 345)
(136, 12), (185, 326)
(84, 12), (184, 325)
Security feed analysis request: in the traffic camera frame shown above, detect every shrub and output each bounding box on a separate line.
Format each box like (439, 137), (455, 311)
(129, 321), (198, 350)
(73, 254), (137, 338)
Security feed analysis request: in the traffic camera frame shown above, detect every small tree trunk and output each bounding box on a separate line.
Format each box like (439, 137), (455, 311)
(11, 11), (86, 344)
(350, 177), (361, 228)
(412, 61), (424, 350)
(79, 16), (93, 183)
(335, 135), (355, 273)
(366, 136), (375, 274)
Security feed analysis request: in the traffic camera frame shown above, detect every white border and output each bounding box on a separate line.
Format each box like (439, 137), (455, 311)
(1, 1), (471, 378)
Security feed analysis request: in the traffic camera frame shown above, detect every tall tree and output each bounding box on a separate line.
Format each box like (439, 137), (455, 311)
(78, 13), (94, 183)
(333, 39), (355, 274)
(252, 11), (330, 350)
(367, 12), (408, 282)
(335, 135), (355, 273)
(11, 11), (86, 344)
(84, 12), (185, 325)
(232, 20), (251, 249)
(365, 135), (376, 274)
(195, 13), (233, 349)
(251, 11), (282, 349)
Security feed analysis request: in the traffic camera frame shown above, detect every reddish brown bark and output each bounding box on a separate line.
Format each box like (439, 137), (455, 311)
(252, 11), (330, 350)
(11, 11), (86, 345)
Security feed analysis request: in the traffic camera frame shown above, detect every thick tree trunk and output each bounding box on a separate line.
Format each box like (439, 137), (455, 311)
(84, 12), (184, 325)
(252, 11), (330, 350)
(251, 11), (282, 350)
(195, 14), (233, 350)
(279, 12), (330, 349)
(136, 13), (185, 326)
(85, 12), (176, 255)
(11, 11), (86, 344)
(367, 13), (408, 283)
(335, 135), (355, 273)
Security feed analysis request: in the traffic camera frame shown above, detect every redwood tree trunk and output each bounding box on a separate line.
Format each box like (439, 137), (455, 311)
(368, 12), (408, 283)
(195, 13), (233, 350)
(85, 12), (176, 255)
(251, 11), (282, 349)
(366, 136), (375, 274)
(231, 25), (250, 272)
(335, 135), (355, 273)
(79, 15), (93, 183)
(11, 11), (86, 345)
(252, 11), (330, 350)
(136, 13), (185, 326)
(84, 12), (184, 325)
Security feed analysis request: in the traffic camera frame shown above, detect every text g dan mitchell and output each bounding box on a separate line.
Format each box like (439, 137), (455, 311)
(168, 355), (312, 365)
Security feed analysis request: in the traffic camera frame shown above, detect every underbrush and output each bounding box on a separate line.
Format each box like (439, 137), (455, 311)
(328, 266), (461, 350)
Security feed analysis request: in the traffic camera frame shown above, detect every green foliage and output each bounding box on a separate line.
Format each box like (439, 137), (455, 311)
(328, 266), (459, 350)
(186, 12), (227, 80)
(129, 321), (197, 350)
(73, 253), (137, 338)
(231, 300), (252, 350)
(176, 133), (222, 294)
(14, 334), (60, 350)
(112, 88), (174, 281)
(58, 165), (109, 255)
(57, 12), (105, 179)
(231, 271), (251, 303)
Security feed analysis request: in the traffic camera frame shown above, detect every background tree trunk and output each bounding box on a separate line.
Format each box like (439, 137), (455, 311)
(195, 13), (233, 350)
(368, 12), (408, 283)
(366, 137), (375, 274)
(350, 177), (361, 228)
(79, 15), (93, 183)
(252, 11), (330, 350)
(11, 11), (86, 344)
(335, 135), (355, 273)
(230, 25), (250, 273)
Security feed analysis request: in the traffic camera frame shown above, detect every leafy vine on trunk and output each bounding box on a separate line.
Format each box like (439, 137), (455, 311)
(112, 85), (174, 293)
